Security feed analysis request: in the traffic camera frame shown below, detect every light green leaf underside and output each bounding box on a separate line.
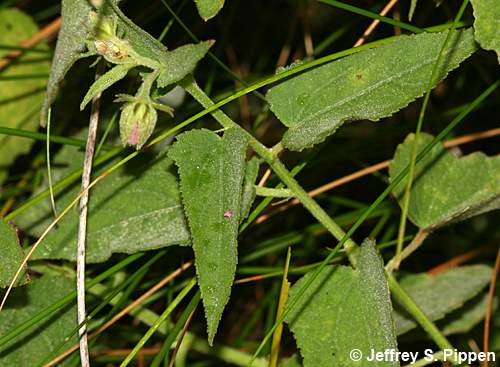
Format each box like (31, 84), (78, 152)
(157, 41), (214, 88)
(41, 0), (92, 125)
(285, 240), (398, 367)
(389, 133), (500, 230)
(470, 0), (500, 63)
(169, 128), (248, 345)
(80, 63), (133, 110)
(0, 275), (77, 366)
(15, 144), (189, 263)
(440, 291), (495, 335)
(0, 9), (50, 183)
(193, 0), (225, 21)
(0, 220), (28, 288)
(394, 265), (492, 335)
(267, 29), (477, 151)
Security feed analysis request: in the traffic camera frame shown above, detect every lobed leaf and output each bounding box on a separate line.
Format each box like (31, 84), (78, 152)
(0, 9), (50, 183)
(267, 29), (477, 151)
(41, 0), (92, 125)
(470, 0), (500, 63)
(169, 128), (248, 345)
(284, 239), (398, 367)
(394, 265), (492, 335)
(15, 143), (190, 263)
(193, 0), (225, 21)
(0, 220), (28, 288)
(389, 133), (500, 230)
(0, 275), (78, 366)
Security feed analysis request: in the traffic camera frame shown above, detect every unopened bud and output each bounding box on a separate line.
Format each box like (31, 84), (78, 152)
(119, 101), (158, 149)
(89, 13), (115, 40)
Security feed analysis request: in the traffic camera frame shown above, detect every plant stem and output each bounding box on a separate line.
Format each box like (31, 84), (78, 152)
(77, 64), (104, 367)
(387, 274), (458, 365)
(386, 229), (428, 272)
(254, 186), (294, 198)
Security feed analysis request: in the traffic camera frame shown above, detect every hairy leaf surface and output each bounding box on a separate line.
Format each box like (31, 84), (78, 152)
(15, 144), (189, 263)
(41, 0), (92, 125)
(0, 9), (50, 182)
(0, 275), (77, 366)
(284, 240), (398, 367)
(470, 0), (500, 63)
(394, 265), (492, 335)
(157, 41), (214, 88)
(267, 29), (477, 151)
(390, 133), (500, 230)
(0, 220), (28, 288)
(169, 128), (248, 345)
(193, 0), (225, 21)
(80, 63), (133, 110)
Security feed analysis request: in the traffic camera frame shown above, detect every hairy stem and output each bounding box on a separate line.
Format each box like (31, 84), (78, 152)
(388, 274), (458, 364)
(77, 64), (104, 367)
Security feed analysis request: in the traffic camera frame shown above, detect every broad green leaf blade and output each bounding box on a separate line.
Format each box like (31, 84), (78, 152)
(41, 0), (92, 125)
(470, 0), (500, 63)
(284, 239), (398, 367)
(394, 265), (492, 335)
(267, 29), (477, 151)
(80, 63), (132, 110)
(0, 9), (50, 183)
(0, 275), (77, 366)
(15, 144), (189, 263)
(389, 133), (500, 230)
(239, 157), (260, 222)
(169, 128), (248, 345)
(0, 220), (28, 288)
(193, 0), (225, 21)
(157, 41), (214, 88)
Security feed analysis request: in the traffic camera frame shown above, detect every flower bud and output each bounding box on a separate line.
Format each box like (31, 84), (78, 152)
(89, 13), (115, 40)
(119, 101), (158, 149)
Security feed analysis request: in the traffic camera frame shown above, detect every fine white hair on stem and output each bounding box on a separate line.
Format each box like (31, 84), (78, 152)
(77, 63), (104, 367)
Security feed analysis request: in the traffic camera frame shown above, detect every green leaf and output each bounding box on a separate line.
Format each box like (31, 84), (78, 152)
(267, 29), (477, 151)
(80, 63), (133, 110)
(470, 0), (500, 63)
(193, 0), (225, 21)
(169, 128), (248, 345)
(440, 292), (495, 335)
(157, 41), (214, 88)
(0, 8), (50, 183)
(239, 157), (260, 222)
(14, 144), (190, 263)
(0, 220), (28, 288)
(284, 239), (398, 367)
(394, 265), (492, 335)
(41, 0), (92, 125)
(0, 275), (77, 366)
(389, 133), (500, 230)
